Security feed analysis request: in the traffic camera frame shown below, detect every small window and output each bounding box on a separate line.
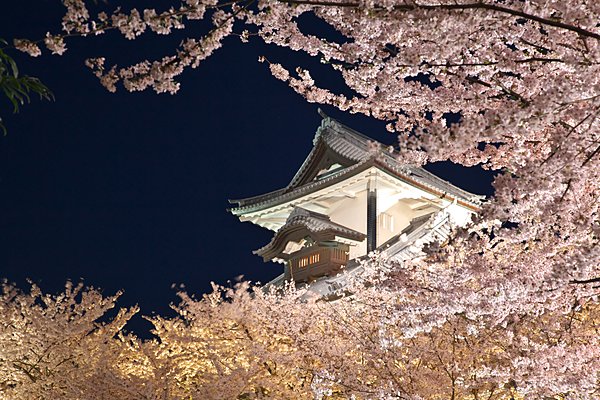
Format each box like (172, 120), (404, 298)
(298, 257), (309, 268)
(297, 253), (320, 268)
(378, 213), (394, 232)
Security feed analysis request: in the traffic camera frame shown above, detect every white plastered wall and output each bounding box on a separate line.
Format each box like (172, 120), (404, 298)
(240, 167), (477, 261)
(327, 190), (368, 259)
(376, 199), (441, 246)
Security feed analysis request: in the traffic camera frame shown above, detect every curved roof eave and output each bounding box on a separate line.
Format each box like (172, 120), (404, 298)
(229, 115), (484, 215)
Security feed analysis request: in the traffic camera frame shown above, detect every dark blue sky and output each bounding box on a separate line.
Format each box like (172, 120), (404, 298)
(1, 1), (494, 332)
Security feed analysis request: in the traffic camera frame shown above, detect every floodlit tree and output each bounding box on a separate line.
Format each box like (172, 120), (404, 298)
(2, 0), (599, 398)
(2, 279), (598, 398)
(0, 281), (141, 399)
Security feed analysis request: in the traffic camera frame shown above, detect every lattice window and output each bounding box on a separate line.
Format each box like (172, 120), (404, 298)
(297, 253), (320, 268)
(333, 248), (341, 260)
(298, 257), (309, 268)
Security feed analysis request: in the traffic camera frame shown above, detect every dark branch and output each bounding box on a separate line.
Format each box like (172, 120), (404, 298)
(582, 143), (600, 167)
(570, 277), (600, 285)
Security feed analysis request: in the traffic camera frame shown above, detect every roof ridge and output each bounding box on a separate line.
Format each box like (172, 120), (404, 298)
(316, 110), (375, 144)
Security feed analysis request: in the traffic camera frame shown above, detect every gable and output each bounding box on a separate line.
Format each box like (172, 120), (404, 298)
(287, 138), (357, 190)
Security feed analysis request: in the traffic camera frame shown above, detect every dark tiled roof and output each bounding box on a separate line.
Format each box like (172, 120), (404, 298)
(229, 115), (484, 215)
(254, 207), (365, 261)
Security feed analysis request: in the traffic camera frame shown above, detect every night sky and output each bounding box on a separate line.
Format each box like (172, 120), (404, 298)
(1, 1), (494, 333)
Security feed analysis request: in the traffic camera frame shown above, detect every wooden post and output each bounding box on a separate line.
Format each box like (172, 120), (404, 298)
(367, 179), (377, 253)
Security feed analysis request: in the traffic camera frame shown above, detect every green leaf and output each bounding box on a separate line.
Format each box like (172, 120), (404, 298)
(0, 47), (53, 134)
(7, 56), (18, 78)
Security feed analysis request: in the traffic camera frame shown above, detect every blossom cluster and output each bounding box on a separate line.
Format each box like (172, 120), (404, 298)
(13, 39), (41, 57)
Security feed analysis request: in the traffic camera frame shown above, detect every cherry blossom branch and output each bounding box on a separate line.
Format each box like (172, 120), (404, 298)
(8, 0), (249, 56)
(278, 0), (600, 41)
(376, 56), (587, 69)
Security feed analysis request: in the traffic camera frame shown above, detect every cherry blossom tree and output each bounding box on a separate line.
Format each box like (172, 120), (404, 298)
(0, 281), (140, 399)
(3, 0), (599, 397)
(2, 280), (598, 398)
